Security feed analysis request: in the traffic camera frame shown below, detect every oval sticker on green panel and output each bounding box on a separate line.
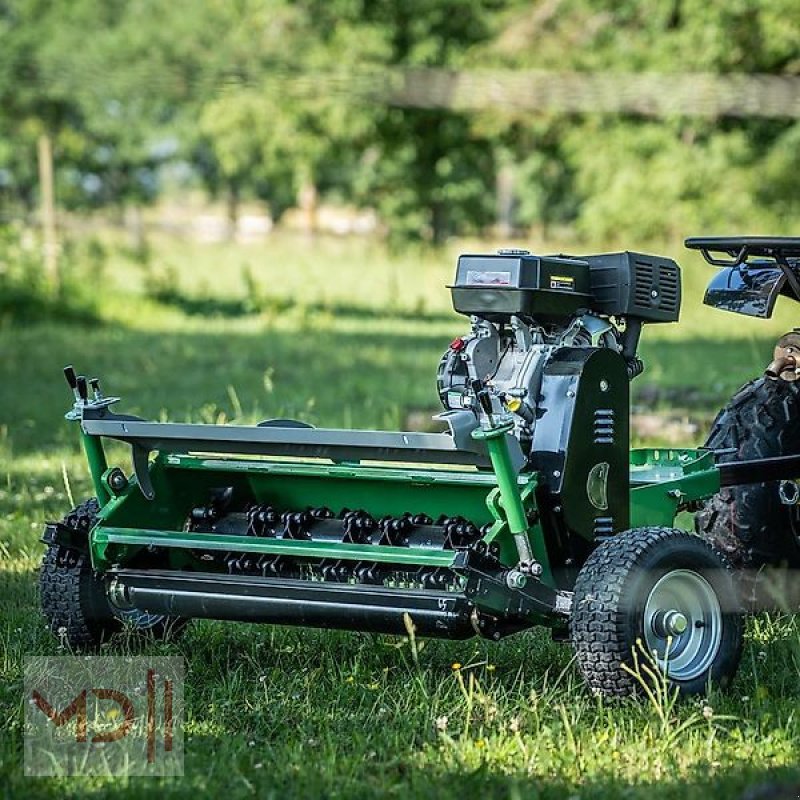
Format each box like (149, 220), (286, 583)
(587, 462), (610, 510)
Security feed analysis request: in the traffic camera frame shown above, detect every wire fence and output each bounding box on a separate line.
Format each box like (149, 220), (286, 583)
(209, 67), (800, 118)
(384, 69), (800, 118)
(9, 54), (800, 118)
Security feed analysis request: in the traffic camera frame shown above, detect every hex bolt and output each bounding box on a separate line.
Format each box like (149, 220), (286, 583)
(107, 468), (128, 492)
(506, 570), (527, 590)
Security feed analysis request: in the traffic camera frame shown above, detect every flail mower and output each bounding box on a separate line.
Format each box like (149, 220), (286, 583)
(40, 236), (800, 696)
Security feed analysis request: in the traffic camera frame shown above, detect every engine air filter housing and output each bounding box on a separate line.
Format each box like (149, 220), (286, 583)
(449, 252), (592, 322)
(582, 251), (681, 323)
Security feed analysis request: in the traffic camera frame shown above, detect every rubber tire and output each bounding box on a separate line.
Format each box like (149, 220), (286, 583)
(39, 499), (185, 649)
(570, 527), (743, 697)
(695, 377), (800, 605)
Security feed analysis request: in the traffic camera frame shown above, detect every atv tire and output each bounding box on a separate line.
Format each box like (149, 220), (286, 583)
(695, 377), (800, 606)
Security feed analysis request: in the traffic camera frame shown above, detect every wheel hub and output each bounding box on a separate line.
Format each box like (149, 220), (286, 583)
(643, 569), (722, 682)
(651, 609), (688, 637)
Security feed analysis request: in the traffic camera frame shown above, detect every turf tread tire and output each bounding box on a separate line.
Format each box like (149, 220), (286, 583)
(40, 498), (186, 649)
(39, 499), (121, 648)
(570, 527), (743, 697)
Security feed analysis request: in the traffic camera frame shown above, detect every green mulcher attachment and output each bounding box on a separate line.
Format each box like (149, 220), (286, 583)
(42, 244), (800, 696)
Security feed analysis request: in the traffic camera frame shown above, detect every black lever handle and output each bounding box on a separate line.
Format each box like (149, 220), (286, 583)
(471, 379), (494, 417)
(89, 377), (100, 395)
(76, 375), (88, 402)
(63, 365), (78, 390)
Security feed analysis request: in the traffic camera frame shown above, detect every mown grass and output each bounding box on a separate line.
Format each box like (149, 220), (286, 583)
(1, 230), (799, 798)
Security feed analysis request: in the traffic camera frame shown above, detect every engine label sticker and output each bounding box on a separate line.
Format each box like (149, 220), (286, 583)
(466, 270), (512, 286)
(550, 275), (575, 291)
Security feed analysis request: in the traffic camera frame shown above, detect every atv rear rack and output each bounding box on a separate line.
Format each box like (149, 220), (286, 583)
(685, 236), (800, 267)
(685, 236), (800, 316)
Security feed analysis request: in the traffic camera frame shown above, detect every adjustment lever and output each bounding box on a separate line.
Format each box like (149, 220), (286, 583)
(471, 379), (495, 425)
(76, 375), (89, 403)
(62, 367), (121, 420)
(63, 365), (79, 400)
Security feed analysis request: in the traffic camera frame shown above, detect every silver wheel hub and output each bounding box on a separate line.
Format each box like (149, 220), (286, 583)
(643, 569), (722, 682)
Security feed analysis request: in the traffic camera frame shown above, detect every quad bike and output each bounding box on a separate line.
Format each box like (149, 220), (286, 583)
(38, 240), (800, 696)
(687, 237), (800, 608)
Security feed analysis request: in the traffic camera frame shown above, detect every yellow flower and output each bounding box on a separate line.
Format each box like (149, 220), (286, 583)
(486, 664), (496, 673)
(451, 662), (462, 671)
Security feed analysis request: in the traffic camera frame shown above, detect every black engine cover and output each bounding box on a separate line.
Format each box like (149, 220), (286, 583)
(530, 347), (630, 540)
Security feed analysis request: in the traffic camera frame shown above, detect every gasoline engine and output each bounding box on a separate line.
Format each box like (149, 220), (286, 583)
(437, 248), (681, 451)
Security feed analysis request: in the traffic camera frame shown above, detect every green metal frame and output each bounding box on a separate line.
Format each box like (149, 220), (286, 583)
(76, 410), (722, 597)
(88, 442), (545, 577)
(629, 447), (719, 527)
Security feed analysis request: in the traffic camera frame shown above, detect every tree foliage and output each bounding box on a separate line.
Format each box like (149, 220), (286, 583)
(1, 0), (799, 243)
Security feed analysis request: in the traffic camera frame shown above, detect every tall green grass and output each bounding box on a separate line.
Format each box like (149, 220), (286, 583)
(1, 229), (799, 798)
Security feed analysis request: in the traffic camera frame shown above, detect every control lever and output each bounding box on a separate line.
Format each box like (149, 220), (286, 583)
(76, 375), (88, 403)
(63, 365), (79, 400)
(471, 379), (495, 426)
(61, 365), (120, 418)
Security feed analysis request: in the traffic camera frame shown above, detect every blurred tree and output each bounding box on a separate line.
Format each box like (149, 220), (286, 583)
(352, 0), (504, 244)
(2, 0), (800, 250)
(193, 0), (386, 232)
(0, 0), (82, 213)
(485, 0), (800, 241)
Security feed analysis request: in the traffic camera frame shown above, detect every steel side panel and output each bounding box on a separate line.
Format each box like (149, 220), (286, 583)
(80, 418), (494, 467)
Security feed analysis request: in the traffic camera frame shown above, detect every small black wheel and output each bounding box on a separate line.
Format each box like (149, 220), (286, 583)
(570, 527), (743, 697)
(40, 498), (186, 650)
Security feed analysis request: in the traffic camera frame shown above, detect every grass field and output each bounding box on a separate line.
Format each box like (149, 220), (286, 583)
(2, 230), (800, 798)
